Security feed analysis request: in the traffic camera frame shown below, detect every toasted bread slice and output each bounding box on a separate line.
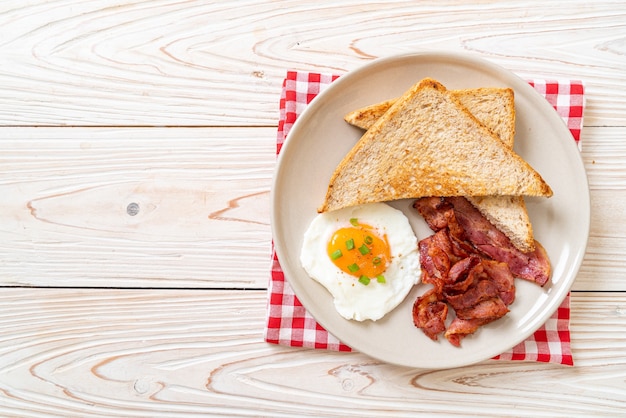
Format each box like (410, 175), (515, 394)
(319, 78), (552, 217)
(452, 89), (515, 147)
(345, 87), (536, 252)
(345, 88), (516, 148)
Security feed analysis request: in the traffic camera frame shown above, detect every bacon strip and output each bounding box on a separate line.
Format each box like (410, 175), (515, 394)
(481, 260), (516, 306)
(412, 289), (448, 341)
(414, 197), (551, 286)
(412, 233), (514, 346)
(444, 318), (485, 347)
(411, 196), (550, 347)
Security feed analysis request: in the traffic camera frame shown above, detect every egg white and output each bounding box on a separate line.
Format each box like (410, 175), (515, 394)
(300, 202), (421, 321)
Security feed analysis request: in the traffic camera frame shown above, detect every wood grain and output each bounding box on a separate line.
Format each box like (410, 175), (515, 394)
(0, 0), (624, 127)
(0, 288), (623, 417)
(0, 126), (623, 291)
(0, 127), (274, 288)
(577, 126), (626, 291)
(1, 1), (625, 415)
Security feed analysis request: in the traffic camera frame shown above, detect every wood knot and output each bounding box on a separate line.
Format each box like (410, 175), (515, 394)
(126, 202), (140, 216)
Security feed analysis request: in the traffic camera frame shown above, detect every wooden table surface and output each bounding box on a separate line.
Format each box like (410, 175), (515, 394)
(1, 1), (625, 416)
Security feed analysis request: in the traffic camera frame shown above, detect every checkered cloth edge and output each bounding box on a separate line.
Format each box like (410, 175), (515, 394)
(493, 293), (572, 364)
(266, 71), (585, 365)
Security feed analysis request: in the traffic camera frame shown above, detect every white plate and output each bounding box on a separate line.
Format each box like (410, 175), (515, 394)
(271, 52), (589, 369)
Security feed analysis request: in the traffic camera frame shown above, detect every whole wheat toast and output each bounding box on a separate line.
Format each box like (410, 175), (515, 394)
(318, 79), (552, 229)
(345, 88), (515, 146)
(345, 87), (536, 252)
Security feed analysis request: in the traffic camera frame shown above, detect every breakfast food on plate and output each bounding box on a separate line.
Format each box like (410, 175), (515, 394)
(412, 196), (551, 346)
(344, 87), (536, 253)
(414, 197), (550, 286)
(300, 202), (421, 321)
(301, 76), (553, 345)
(318, 78), (552, 214)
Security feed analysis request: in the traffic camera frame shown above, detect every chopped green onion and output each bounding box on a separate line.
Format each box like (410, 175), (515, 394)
(358, 276), (370, 285)
(345, 239), (355, 250)
(350, 218), (359, 226)
(348, 263), (360, 273)
(364, 235), (373, 245)
(330, 249), (343, 260)
(358, 244), (370, 255)
(376, 275), (386, 284)
(372, 257), (382, 265)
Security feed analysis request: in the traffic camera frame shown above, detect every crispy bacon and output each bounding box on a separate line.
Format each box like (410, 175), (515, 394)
(445, 318), (489, 347)
(413, 197), (452, 231)
(446, 256), (481, 290)
(440, 197), (551, 286)
(414, 197), (551, 286)
(445, 278), (499, 312)
(481, 260), (516, 306)
(412, 289), (448, 341)
(411, 196), (548, 347)
(444, 297), (509, 345)
(418, 231), (453, 282)
(455, 297), (509, 321)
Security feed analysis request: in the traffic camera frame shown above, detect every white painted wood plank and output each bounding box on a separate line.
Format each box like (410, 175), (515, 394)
(0, 125), (624, 291)
(577, 126), (626, 291)
(0, 1), (623, 126)
(0, 127), (274, 288)
(0, 288), (623, 417)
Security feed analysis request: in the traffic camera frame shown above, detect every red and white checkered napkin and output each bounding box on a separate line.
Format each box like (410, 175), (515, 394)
(265, 71), (585, 365)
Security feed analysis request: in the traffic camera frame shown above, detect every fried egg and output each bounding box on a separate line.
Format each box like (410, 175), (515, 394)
(300, 202), (421, 321)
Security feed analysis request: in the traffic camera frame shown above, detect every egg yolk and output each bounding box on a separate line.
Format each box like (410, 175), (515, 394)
(327, 222), (391, 280)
